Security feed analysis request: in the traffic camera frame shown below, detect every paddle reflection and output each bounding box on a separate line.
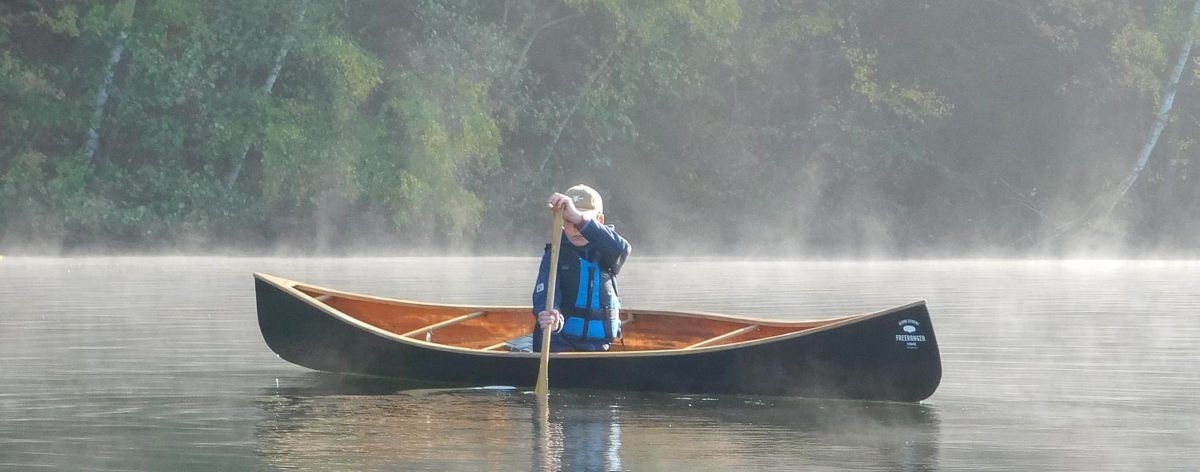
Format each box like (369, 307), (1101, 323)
(255, 373), (940, 471)
(534, 394), (625, 472)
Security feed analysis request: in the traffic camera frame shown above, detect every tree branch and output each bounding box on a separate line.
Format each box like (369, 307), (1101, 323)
(539, 51), (614, 172)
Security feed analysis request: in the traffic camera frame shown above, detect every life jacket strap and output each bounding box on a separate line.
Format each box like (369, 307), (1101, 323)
(561, 315), (620, 341)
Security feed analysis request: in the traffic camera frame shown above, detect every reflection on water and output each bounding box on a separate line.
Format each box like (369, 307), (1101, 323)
(255, 374), (940, 471)
(0, 257), (1197, 470)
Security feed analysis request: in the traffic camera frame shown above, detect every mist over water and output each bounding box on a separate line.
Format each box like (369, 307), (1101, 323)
(1, 257), (1196, 470)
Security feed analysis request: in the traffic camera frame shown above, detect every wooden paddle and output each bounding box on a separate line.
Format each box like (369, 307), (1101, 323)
(535, 206), (565, 396)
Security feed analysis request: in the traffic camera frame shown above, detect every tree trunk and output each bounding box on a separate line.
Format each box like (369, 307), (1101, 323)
(538, 52), (614, 172)
(225, 0), (309, 190)
(500, 6), (584, 103)
(1100, 0), (1200, 217)
(83, 30), (128, 166)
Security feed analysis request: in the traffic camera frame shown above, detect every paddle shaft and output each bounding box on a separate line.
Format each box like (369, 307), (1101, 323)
(535, 207), (565, 395)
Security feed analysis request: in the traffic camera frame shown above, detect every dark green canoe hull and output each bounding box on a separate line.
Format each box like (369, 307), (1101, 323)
(255, 277), (941, 402)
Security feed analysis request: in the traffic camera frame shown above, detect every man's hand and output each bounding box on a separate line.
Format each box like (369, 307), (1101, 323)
(547, 193), (587, 225)
(538, 309), (564, 332)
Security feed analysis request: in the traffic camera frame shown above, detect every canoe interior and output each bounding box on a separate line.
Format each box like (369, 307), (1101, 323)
(291, 283), (853, 353)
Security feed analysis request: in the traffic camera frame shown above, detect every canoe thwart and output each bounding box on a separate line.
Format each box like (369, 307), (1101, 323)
(684, 324), (759, 349)
(399, 311), (487, 339)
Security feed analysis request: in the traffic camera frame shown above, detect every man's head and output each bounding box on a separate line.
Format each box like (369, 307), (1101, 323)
(563, 184), (604, 246)
(565, 184), (603, 215)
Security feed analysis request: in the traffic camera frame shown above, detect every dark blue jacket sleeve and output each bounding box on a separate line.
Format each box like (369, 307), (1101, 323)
(578, 219), (632, 275)
(532, 245), (561, 315)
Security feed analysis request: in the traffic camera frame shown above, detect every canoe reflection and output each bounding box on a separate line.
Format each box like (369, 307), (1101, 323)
(256, 373), (939, 471)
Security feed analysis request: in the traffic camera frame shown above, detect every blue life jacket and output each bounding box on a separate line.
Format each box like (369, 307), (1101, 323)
(556, 244), (621, 342)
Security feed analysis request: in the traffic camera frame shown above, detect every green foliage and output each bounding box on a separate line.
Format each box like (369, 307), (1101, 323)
(37, 3), (81, 37)
(1111, 23), (1168, 97)
(306, 34), (383, 121)
(568, 0), (740, 44)
(2, 0), (1199, 253)
(383, 62), (502, 243)
(845, 47), (952, 123)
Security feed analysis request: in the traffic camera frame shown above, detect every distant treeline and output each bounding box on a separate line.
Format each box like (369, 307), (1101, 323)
(2, 0), (1198, 255)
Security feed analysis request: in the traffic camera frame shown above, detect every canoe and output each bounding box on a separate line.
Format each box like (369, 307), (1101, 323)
(254, 273), (942, 401)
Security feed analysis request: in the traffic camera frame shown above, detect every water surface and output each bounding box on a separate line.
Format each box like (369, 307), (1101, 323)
(0, 257), (1196, 470)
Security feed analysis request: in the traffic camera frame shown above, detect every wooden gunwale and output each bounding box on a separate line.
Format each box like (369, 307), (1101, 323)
(253, 272), (926, 358)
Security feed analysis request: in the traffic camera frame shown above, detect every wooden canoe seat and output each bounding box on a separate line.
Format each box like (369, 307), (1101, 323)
(482, 335), (533, 352)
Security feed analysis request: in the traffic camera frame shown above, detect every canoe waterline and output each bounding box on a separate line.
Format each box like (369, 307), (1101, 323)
(255, 273), (942, 401)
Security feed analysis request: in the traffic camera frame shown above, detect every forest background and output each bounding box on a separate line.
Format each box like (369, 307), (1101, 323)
(2, 0), (1198, 257)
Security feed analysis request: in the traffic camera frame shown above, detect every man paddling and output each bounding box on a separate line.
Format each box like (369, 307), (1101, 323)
(532, 184), (632, 352)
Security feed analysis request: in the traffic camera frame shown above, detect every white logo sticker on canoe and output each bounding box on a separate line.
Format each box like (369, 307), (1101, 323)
(896, 319), (926, 350)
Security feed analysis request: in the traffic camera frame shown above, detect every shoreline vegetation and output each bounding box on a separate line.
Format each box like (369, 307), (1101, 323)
(3, 1), (1199, 256)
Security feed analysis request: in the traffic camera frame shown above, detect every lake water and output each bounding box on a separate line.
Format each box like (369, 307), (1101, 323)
(0, 257), (1196, 470)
